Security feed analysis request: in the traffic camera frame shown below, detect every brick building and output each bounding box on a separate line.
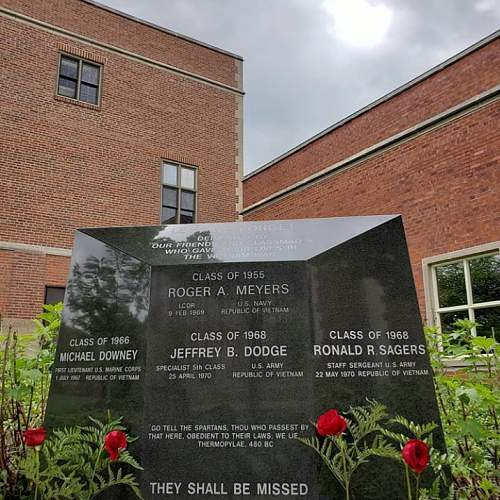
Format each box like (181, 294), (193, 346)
(2, 1), (498, 339)
(0, 0), (243, 332)
(242, 32), (500, 337)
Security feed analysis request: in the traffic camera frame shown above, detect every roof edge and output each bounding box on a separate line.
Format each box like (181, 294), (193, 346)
(81, 0), (243, 61)
(244, 28), (500, 180)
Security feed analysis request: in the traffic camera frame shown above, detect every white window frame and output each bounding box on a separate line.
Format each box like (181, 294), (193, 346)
(160, 161), (198, 224)
(422, 241), (500, 335)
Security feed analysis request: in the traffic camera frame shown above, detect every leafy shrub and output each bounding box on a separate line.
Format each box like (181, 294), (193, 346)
(426, 319), (499, 499)
(297, 401), (445, 500)
(18, 415), (142, 499)
(378, 416), (449, 500)
(0, 305), (142, 498)
(297, 400), (396, 500)
(1, 303), (62, 496)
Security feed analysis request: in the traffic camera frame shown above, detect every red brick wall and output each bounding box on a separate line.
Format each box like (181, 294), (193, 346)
(46, 255), (71, 287)
(1, 0), (240, 88)
(243, 101), (500, 319)
(244, 39), (500, 206)
(0, 251), (13, 317)
(0, 251), (45, 320)
(0, 1), (241, 323)
(0, 250), (70, 322)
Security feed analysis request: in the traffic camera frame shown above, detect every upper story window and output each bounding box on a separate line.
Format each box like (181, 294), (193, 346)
(161, 161), (197, 224)
(431, 251), (500, 340)
(57, 54), (101, 105)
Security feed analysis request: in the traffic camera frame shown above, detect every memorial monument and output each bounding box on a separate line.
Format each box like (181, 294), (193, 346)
(45, 216), (446, 499)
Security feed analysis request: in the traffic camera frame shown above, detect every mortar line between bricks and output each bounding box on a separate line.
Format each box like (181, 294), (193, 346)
(0, 6), (245, 96)
(241, 86), (500, 215)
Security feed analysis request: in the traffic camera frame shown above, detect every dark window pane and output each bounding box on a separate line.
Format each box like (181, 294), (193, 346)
(439, 310), (470, 333)
(58, 77), (77, 98)
(45, 286), (65, 305)
(81, 63), (100, 85)
(162, 187), (178, 208)
(180, 210), (194, 224)
(60, 56), (78, 79)
(436, 262), (467, 308)
(161, 207), (177, 224)
(79, 83), (98, 104)
(469, 254), (500, 304)
(475, 307), (500, 340)
(439, 310), (470, 345)
(181, 190), (195, 211)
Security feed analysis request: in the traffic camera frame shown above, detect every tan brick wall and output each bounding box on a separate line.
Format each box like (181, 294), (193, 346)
(243, 101), (500, 320)
(0, 0), (242, 322)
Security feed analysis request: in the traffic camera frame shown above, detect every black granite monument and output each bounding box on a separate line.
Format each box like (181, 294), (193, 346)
(46, 216), (445, 499)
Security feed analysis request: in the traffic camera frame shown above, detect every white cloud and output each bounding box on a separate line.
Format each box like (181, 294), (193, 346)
(475, 0), (500, 13)
(322, 0), (393, 48)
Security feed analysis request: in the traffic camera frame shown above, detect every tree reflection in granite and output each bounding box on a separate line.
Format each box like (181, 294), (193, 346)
(46, 241), (149, 430)
(65, 248), (149, 336)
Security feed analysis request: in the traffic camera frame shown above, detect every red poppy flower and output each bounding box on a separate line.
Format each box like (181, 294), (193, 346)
(402, 439), (430, 474)
(23, 427), (46, 447)
(317, 409), (348, 436)
(104, 430), (127, 461)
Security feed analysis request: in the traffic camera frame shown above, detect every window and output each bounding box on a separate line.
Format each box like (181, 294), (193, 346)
(45, 286), (66, 306)
(161, 161), (197, 224)
(431, 251), (500, 340)
(57, 54), (101, 105)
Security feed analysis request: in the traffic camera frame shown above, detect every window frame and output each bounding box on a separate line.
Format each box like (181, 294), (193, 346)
(423, 242), (500, 342)
(56, 53), (103, 106)
(160, 160), (198, 225)
(44, 286), (66, 307)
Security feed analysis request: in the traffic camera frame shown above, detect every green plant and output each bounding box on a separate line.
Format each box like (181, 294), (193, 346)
(1, 305), (144, 498)
(1, 303), (62, 496)
(297, 400), (396, 500)
(377, 415), (448, 500)
(19, 415), (143, 499)
(426, 319), (499, 499)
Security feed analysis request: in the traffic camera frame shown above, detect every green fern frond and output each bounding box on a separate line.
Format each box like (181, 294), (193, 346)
(91, 474), (143, 499)
(87, 415), (104, 428)
(116, 450), (143, 471)
(388, 416), (437, 439)
(380, 428), (408, 445)
(348, 400), (388, 444)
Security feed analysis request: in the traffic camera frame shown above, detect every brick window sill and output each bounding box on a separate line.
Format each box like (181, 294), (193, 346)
(54, 94), (101, 111)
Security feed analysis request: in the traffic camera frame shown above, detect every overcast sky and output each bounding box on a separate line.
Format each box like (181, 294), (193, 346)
(98, 0), (499, 174)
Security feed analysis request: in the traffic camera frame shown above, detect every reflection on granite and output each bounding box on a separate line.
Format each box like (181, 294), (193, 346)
(80, 215), (396, 265)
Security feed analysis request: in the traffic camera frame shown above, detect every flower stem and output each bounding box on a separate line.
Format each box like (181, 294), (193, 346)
(34, 448), (40, 500)
(415, 474), (420, 500)
(87, 442), (105, 500)
(341, 445), (350, 500)
(405, 464), (413, 500)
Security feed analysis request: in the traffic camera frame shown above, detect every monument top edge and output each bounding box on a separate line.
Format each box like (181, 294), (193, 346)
(72, 215), (403, 265)
(77, 215), (401, 235)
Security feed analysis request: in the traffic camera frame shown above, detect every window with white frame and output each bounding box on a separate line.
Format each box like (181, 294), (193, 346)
(431, 251), (500, 340)
(161, 161), (197, 224)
